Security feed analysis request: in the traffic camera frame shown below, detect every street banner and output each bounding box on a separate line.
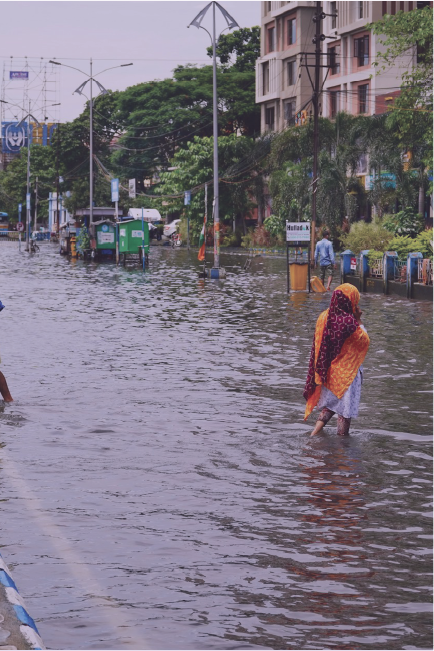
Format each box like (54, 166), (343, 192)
(128, 179), (136, 199)
(111, 178), (119, 202)
(286, 221), (311, 242)
(26, 193), (31, 210)
(184, 191), (191, 206)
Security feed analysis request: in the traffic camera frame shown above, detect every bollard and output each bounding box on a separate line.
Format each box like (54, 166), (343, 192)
(340, 249), (354, 284)
(70, 235), (77, 258)
(360, 250), (369, 292)
(383, 251), (398, 295)
(406, 252), (423, 299)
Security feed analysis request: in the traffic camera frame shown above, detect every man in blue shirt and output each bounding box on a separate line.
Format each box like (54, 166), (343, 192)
(313, 229), (336, 290)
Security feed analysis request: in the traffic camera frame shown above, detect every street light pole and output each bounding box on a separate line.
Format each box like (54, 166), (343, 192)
(26, 102), (31, 250)
(188, 1), (239, 279)
(49, 60), (132, 236)
(89, 58), (93, 229)
(211, 2), (220, 270)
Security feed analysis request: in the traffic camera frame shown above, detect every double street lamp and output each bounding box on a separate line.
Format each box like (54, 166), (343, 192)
(188, 1), (239, 278)
(49, 59), (133, 230)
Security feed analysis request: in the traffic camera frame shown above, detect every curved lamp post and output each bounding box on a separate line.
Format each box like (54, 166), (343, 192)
(188, 2), (239, 278)
(49, 60), (132, 230)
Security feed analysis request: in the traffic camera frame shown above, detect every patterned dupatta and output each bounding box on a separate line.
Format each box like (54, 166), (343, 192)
(303, 284), (370, 420)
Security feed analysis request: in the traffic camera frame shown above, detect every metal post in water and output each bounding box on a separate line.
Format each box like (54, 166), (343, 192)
(141, 207), (145, 271)
(212, 1), (220, 272)
(89, 58), (93, 233)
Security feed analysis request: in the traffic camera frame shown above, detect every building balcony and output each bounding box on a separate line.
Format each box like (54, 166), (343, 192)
(256, 57), (281, 103)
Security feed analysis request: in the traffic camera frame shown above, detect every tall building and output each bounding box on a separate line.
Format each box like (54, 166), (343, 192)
(255, 2), (318, 134)
(256, 1), (427, 132)
(322, 1), (421, 120)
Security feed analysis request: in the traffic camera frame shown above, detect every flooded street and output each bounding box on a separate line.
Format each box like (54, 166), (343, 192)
(0, 244), (432, 650)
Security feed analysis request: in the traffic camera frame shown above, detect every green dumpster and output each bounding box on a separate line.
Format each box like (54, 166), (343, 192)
(119, 219), (150, 255)
(95, 221), (116, 251)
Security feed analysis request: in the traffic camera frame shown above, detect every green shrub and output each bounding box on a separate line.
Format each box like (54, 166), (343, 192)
(367, 250), (385, 266)
(388, 230), (433, 259)
(383, 209), (425, 237)
(341, 221), (392, 254)
(413, 229), (433, 258)
(263, 214), (285, 238)
(387, 235), (414, 259)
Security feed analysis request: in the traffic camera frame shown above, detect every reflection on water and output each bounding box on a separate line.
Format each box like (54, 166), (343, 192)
(0, 245), (431, 650)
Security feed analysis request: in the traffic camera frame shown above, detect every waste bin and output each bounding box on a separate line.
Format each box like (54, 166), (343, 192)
(119, 219), (150, 255)
(289, 261), (309, 291)
(95, 221), (116, 252)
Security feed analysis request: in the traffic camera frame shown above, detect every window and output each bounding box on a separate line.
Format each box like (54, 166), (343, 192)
(354, 35), (369, 66)
(358, 84), (369, 113)
(382, 1), (387, 15)
(267, 1), (272, 13)
(263, 62), (270, 95)
(268, 26), (276, 52)
(284, 100), (295, 123)
(287, 17), (296, 45)
(359, 1), (364, 18)
(390, 1), (396, 14)
(331, 1), (337, 29)
(330, 91), (339, 118)
(265, 106), (275, 130)
(287, 60), (296, 86)
(328, 45), (340, 74)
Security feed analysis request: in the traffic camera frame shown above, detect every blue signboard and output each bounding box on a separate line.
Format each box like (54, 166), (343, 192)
(26, 193), (31, 210)
(184, 191), (191, 206)
(10, 71), (29, 80)
(111, 178), (119, 203)
(2, 122), (31, 153)
(18, 203), (22, 212)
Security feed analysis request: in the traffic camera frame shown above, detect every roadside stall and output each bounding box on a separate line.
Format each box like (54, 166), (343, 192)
(118, 219), (150, 268)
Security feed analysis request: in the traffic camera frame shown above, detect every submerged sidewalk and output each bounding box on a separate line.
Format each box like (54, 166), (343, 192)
(0, 552), (44, 650)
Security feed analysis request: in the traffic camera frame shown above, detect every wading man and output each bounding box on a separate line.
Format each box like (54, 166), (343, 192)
(313, 229), (336, 291)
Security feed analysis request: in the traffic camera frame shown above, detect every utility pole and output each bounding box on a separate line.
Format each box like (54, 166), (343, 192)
(311, 1), (322, 261)
(301, 3), (333, 260)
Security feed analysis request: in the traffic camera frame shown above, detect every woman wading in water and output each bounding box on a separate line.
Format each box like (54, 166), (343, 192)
(303, 283), (369, 436)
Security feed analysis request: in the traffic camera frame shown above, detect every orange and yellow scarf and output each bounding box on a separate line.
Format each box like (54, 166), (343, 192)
(303, 284), (370, 420)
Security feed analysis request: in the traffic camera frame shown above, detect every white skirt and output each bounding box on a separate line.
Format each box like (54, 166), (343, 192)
(317, 365), (363, 420)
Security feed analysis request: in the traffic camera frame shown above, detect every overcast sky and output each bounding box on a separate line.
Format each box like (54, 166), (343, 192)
(0, 1), (260, 124)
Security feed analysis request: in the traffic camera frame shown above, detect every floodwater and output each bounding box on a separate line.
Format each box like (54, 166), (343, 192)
(0, 243), (432, 651)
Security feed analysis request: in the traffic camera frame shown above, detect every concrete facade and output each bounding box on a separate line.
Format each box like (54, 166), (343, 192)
(256, 2), (317, 134)
(321, 1), (418, 119)
(256, 1), (424, 132)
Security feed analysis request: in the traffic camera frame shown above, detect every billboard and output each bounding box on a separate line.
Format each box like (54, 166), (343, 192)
(10, 71), (29, 80)
(1, 122), (31, 153)
(1, 122), (57, 152)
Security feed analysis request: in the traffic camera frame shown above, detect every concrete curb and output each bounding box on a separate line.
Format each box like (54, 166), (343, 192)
(0, 553), (45, 650)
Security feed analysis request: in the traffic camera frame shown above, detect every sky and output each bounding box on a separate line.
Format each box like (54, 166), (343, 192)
(0, 1), (261, 124)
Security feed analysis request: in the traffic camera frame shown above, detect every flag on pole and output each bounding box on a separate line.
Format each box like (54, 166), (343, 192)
(198, 215), (206, 261)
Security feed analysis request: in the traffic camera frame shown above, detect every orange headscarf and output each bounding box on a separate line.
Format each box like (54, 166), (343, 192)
(304, 284), (370, 420)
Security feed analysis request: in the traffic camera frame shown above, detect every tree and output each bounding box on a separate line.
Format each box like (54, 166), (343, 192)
(207, 26), (260, 72)
(0, 145), (56, 221)
(370, 5), (433, 196)
(154, 135), (258, 243)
